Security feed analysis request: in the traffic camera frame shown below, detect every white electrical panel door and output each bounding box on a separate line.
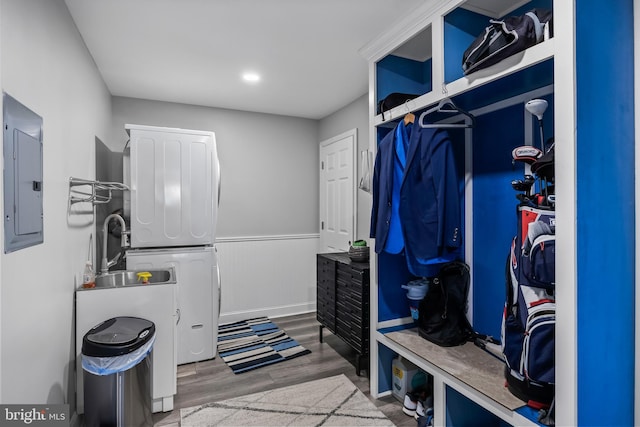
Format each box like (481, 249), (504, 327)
(126, 124), (219, 248)
(126, 246), (219, 364)
(3, 93), (44, 253)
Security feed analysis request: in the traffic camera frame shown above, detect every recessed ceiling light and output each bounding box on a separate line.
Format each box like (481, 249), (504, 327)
(242, 72), (261, 83)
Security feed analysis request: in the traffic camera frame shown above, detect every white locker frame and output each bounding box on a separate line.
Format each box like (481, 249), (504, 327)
(361, 0), (581, 425)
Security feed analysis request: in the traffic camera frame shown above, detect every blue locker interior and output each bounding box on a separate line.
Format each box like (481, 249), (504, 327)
(375, 90), (555, 334)
(472, 93), (554, 339)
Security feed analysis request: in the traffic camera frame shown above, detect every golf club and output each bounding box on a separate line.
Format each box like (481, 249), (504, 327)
(525, 99), (548, 153)
(525, 99), (549, 199)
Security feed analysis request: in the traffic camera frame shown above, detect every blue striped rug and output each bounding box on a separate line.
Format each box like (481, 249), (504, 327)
(217, 317), (311, 374)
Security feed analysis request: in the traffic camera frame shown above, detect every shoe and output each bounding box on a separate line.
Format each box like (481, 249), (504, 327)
(416, 409), (434, 427)
(414, 400), (425, 419)
(402, 393), (417, 417)
(414, 395), (433, 421)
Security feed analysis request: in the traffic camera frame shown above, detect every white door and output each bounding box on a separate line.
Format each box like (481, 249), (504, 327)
(319, 129), (357, 252)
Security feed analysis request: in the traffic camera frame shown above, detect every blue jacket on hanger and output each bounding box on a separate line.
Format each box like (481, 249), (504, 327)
(370, 122), (461, 276)
(382, 120), (412, 254)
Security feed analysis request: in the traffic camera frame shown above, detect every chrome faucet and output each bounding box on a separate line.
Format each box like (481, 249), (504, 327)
(101, 213), (130, 274)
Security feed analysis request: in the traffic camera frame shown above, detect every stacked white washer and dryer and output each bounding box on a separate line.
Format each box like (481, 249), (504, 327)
(123, 124), (221, 367)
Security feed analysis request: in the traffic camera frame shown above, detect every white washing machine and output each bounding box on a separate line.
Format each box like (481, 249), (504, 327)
(75, 281), (177, 414)
(126, 246), (219, 364)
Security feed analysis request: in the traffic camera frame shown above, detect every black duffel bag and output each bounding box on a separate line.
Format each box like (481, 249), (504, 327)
(377, 92), (419, 120)
(462, 9), (552, 75)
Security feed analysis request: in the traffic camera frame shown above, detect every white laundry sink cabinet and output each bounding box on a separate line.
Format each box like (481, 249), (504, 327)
(75, 280), (177, 413)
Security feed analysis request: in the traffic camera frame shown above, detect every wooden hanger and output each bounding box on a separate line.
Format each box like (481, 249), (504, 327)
(404, 111), (415, 125)
(403, 99), (415, 125)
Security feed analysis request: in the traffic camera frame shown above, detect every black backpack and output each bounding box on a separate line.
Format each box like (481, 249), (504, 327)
(418, 261), (493, 347)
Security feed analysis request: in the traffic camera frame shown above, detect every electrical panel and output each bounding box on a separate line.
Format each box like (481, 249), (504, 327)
(3, 93), (43, 253)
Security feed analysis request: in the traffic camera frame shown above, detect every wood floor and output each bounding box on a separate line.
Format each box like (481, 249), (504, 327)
(153, 312), (416, 426)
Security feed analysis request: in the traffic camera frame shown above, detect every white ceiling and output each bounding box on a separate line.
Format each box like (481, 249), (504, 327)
(65, 0), (426, 120)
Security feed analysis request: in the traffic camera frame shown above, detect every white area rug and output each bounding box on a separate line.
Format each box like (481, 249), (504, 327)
(180, 374), (394, 426)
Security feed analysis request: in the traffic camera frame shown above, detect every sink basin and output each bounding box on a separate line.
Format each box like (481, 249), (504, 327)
(89, 268), (176, 289)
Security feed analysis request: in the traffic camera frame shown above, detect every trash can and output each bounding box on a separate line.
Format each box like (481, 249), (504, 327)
(82, 316), (156, 427)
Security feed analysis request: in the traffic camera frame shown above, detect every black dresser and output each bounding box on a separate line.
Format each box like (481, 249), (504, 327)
(316, 252), (370, 376)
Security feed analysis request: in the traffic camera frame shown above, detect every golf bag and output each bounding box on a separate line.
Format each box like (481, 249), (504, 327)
(501, 204), (555, 407)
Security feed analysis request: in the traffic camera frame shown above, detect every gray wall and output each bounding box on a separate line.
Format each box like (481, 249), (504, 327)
(318, 94), (371, 241)
(111, 97), (320, 238)
(0, 0), (368, 409)
(1, 0), (113, 406)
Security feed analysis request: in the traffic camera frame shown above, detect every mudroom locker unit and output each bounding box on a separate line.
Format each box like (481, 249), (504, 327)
(361, 1), (635, 426)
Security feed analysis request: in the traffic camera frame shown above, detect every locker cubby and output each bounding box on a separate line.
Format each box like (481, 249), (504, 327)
(445, 387), (544, 427)
(374, 120), (467, 327)
(376, 331), (545, 427)
(443, 0), (554, 85)
(368, 0), (556, 128)
(375, 25), (433, 115)
(446, 387), (513, 427)
(471, 93), (554, 339)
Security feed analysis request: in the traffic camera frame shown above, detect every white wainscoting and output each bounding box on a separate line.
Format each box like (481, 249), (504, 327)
(216, 234), (320, 324)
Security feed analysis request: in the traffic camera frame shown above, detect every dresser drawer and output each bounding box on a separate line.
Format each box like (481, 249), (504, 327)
(317, 256), (336, 274)
(317, 283), (335, 302)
